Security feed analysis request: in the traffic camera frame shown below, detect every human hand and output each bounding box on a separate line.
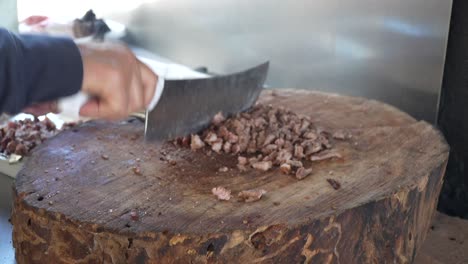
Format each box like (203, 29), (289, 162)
(77, 42), (158, 120)
(22, 101), (58, 116)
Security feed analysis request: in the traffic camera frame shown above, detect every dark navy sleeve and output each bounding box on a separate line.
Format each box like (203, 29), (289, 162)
(0, 28), (83, 114)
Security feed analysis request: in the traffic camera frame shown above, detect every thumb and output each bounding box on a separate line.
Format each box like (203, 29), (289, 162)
(79, 98), (101, 118)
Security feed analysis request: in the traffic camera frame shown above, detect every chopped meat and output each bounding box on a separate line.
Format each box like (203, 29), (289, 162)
(0, 118), (75, 157)
(15, 143), (28, 156)
(251, 161), (272, 171)
(204, 132), (218, 144)
(212, 187), (232, 201)
(287, 160), (303, 168)
(190, 134), (205, 150)
(211, 140), (223, 153)
(294, 145), (304, 159)
(175, 105), (343, 179)
(326, 178), (341, 190)
(310, 151), (342, 161)
(223, 141), (232, 153)
(332, 130), (347, 140)
(218, 166), (229, 172)
(231, 144), (241, 154)
(238, 156), (248, 166)
(263, 134), (276, 146)
(6, 141), (17, 154)
(130, 210), (139, 221)
(237, 164), (248, 172)
(274, 138), (285, 147)
(238, 189), (267, 202)
(280, 163), (291, 174)
(262, 144), (278, 154)
(212, 112), (226, 125)
(132, 166), (142, 176)
(227, 132), (239, 143)
(296, 167), (313, 180)
(276, 149), (292, 163)
(303, 131), (317, 140)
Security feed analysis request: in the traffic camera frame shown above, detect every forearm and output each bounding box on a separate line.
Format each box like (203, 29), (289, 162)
(0, 28), (83, 114)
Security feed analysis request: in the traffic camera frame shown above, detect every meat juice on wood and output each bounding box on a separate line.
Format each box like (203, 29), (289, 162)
(173, 104), (349, 201)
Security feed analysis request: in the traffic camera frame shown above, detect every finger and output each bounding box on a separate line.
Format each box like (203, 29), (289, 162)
(128, 63), (145, 113)
(79, 98), (102, 118)
(23, 101), (58, 116)
(138, 60), (158, 107)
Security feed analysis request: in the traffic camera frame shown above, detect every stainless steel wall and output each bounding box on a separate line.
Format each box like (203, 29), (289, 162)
(111, 0), (452, 122)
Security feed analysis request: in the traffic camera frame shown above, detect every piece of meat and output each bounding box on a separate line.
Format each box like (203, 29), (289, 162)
(204, 132), (218, 144)
(212, 187), (232, 201)
(296, 167), (313, 180)
(132, 166), (142, 175)
(212, 112), (226, 125)
(287, 159), (303, 168)
(303, 131), (317, 140)
(310, 151), (342, 161)
(218, 166), (229, 172)
(326, 178), (341, 190)
(280, 163), (292, 174)
(251, 161), (273, 171)
(294, 145), (304, 159)
(6, 141), (17, 154)
(14, 143), (28, 156)
(332, 130), (347, 140)
(237, 164), (248, 172)
(227, 132), (239, 143)
(238, 156), (248, 166)
(231, 144), (241, 154)
(190, 134), (205, 150)
(263, 134), (276, 146)
(262, 144), (278, 155)
(211, 139), (223, 153)
(223, 141), (232, 153)
(276, 149), (293, 163)
(238, 189), (267, 202)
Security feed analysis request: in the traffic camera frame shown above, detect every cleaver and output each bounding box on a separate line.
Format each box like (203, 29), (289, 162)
(58, 61), (269, 141)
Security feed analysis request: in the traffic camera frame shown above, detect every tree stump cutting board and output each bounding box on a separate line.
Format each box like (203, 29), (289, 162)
(11, 89), (449, 264)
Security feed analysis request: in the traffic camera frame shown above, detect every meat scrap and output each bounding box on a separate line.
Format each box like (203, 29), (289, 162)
(218, 166), (229, 172)
(296, 167), (313, 180)
(212, 187), (232, 201)
(332, 130), (351, 140)
(0, 118), (76, 157)
(175, 104), (344, 179)
(190, 134), (205, 150)
(251, 161), (272, 171)
(326, 178), (341, 190)
(238, 189), (267, 202)
(310, 151), (343, 162)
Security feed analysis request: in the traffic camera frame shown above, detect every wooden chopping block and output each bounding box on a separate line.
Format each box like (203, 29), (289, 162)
(11, 89), (449, 264)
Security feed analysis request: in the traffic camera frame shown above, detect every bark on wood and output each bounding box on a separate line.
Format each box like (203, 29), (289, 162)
(11, 89), (449, 264)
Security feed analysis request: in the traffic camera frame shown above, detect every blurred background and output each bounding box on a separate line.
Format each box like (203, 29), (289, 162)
(11, 0), (453, 123)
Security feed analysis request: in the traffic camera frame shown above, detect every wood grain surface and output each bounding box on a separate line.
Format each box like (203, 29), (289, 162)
(11, 89), (449, 264)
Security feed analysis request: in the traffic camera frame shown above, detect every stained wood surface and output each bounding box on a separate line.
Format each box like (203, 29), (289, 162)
(12, 89), (449, 263)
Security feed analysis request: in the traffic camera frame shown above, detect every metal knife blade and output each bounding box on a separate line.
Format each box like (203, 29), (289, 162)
(144, 62), (269, 141)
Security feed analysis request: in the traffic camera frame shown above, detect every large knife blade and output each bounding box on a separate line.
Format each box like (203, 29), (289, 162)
(145, 62), (269, 141)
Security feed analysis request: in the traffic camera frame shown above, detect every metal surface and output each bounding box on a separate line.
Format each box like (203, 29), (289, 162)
(145, 62), (268, 140)
(109, 0), (452, 122)
(0, 174), (15, 264)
